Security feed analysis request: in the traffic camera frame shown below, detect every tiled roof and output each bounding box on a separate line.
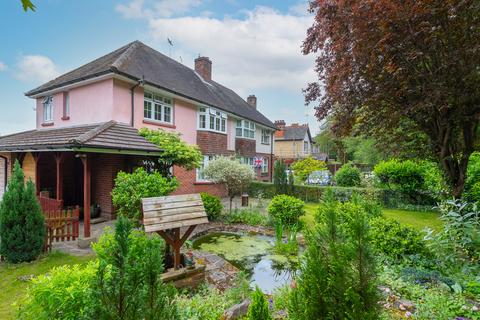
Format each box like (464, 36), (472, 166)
(0, 121), (162, 154)
(26, 41), (275, 129)
(275, 125), (311, 141)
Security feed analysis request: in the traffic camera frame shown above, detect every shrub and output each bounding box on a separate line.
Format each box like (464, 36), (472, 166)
(335, 163), (361, 187)
(0, 160), (45, 263)
(203, 157), (255, 211)
(111, 167), (178, 220)
(222, 208), (270, 226)
(273, 160), (288, 195)
(267, 195), (305, 228)
(139, 128), (202, 178)
(291, 156), (327, 183)
(89, 217), (178, 319)
(289, 195), (379, 319)
(247, 286), (272, 320)
(464, 151), (480, 202)
(370, 217), (426, 260)
(201, 193), (223, 221)
(18, 262), (97, 320)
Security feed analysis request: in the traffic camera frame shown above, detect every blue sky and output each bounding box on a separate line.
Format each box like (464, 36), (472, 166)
(0, 0), (319, 135)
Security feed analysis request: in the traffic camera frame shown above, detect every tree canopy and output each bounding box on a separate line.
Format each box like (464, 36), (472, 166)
(304, 0), (480, 197)
(21, 0), (35, 11)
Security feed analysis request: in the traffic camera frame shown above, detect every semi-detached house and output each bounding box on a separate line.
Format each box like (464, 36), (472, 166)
(0, 41), (276, 238)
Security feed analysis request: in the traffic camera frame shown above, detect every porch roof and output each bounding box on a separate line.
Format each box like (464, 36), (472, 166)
(0, 121), (163, 155)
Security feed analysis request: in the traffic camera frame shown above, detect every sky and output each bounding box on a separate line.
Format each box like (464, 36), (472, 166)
(0, 0), (320, 136)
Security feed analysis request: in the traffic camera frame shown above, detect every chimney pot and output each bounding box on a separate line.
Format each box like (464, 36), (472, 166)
(274, 120), (286, 130)
(247, 95), (257, 109)
(194, 56), (212, 81)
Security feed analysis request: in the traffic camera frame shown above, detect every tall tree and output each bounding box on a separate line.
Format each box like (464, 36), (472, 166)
(21, 0), (35, 11)
(304, 0), (480, 197)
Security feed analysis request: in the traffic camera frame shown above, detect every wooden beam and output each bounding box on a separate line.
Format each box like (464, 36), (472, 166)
(157, 230), (175, 247)
(180, 225), (196, 245)
(80, 155), (91, 238)
(32, 152), (41, 194)
(173, 227), (181, 270)
(54, 153), (65, 201)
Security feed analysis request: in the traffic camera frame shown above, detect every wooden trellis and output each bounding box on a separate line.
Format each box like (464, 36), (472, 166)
(142, 194), (209, 270)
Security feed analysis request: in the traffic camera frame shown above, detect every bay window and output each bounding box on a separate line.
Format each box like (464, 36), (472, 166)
(236, 119), (255, 139)
(144, 91), (173, 124)
(198, 107), (227, 133)
(196, 155), (215, 182)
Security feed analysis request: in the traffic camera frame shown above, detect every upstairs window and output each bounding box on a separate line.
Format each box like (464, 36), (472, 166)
(144, 91), (173, 124)
(42, 96), (53, 123)
(236, 119), (255, 139)
(198, 107), (227, 133)
(261, 129), (271, 144)
(63, 92), (70, 119)
(304, 141), (309, 153)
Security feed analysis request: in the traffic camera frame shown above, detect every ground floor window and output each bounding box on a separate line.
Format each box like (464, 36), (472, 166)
(261, 157), (269, 174)
(196, 155), (215, 182)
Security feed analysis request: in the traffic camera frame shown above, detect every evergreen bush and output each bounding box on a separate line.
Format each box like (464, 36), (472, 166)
(247, 286), (272, 320)
(267, 195), (305, 228)
(273, 160), (288, 194)
(200, 192), (223, 221)
(0, 160), (45, 263)
(335, 163), (362, 187)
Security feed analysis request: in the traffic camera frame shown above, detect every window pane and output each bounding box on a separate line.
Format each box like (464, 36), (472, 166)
(221, 119), (226, 132)
(215, 117), (220, 131)
(210, 116), (215, 129)
(144, 101), (152, 119)
(144, 92), (153, 100)
(236, 128), (242, 136)
(199, 114), (206, 128)
(199, 107), (206, 113)
(154, 103), (162, 120)
(236, 120), (242, 127)
(164, 106), (171, 123)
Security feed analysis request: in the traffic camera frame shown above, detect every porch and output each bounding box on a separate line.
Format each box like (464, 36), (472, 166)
(0, 121), (163, 244)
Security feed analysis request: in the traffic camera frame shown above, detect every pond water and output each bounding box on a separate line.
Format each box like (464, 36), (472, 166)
(192, 232), (299, 294)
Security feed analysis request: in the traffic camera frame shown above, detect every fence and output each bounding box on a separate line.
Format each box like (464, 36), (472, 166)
(43, 206), (80, 252)
(37, 196), (63, 212)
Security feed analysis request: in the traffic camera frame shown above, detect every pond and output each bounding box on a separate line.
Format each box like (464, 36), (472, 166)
(192, 232), (299, 294)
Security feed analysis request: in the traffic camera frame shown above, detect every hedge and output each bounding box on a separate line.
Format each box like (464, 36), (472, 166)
(247, 182), (436, 209)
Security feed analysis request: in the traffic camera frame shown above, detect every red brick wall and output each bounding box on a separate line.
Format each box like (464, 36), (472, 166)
(91, 154), (126, 219)
(235, 138), (256, 156)
(197, 131), (228, 154)
(172, 165), (227, 197)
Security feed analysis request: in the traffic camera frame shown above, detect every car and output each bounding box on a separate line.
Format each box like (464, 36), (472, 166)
(306, 170), (332, 186)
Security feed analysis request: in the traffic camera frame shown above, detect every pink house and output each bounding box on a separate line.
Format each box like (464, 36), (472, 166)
(0, 41), (275, 239)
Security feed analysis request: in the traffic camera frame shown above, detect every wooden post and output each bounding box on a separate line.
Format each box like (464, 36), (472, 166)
(54, 153), (64, 201)
(173, 228), (181, 270)
(32, 153), (41, 194)
(80, 155), (91, 238)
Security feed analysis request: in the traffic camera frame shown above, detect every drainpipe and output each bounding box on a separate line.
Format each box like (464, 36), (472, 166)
(270, 130), (274, 182)
(130, 76), (145, 127)
(0, 155), (8, 192)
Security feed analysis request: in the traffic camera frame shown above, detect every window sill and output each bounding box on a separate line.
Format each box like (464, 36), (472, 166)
(143, 119), (176, 129)
(61, 116), (70, 121)
(235, 136), (256, 141)
(194, 181), (214, 185)
(41, 122), (54, 127)
(197, 129), (227, 135)
(261, 142), (271, 145)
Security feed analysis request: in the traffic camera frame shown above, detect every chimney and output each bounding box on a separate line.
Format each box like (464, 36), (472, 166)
(291, 123), (299, 127)
(247, 95), (257, 109)
(274, 120), (286, 130)
(194, 56), (212, 81)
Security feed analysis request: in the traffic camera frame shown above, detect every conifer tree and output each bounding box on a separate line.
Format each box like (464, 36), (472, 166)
(247, 286), (272, 320)
(273, 160), (288, 195)
(0, 160), (45, 263)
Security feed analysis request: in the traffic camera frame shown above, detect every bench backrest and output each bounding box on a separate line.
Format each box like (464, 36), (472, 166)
(142, 194), (209, 233)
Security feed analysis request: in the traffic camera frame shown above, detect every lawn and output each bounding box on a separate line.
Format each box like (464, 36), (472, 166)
(0, 251), (95, 320)
(303, 203), (443, 232)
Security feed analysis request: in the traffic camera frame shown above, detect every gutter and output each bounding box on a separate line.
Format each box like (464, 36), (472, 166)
(270, 131), (274, 182)
(129, 76), (144, 127)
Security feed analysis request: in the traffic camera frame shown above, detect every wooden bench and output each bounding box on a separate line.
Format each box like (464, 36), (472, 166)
(142, 194), (209, 270)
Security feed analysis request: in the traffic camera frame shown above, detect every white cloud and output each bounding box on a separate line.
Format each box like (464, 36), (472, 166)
(116, 0), (202, 19)
(0, 61), (6, 71)
(15, 55), (60, 83)
(147, 6), (316, 94)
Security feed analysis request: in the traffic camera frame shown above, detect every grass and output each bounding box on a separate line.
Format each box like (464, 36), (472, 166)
(0, 251), (95, 320)
(302, 203), (443, 232)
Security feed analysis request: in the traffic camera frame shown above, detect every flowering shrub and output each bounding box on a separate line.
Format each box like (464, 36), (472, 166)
(291, 156), (327, 183)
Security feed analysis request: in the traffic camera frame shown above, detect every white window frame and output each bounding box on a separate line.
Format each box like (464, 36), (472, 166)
(261, 157), (269, 174)
(304, 141), (309, 153)
(236, 119), (255, 139)
(64, 92), (70, 118)
(144, 91), (173, 125)
(197, 107), (227, 134)
(261, 129), (271, 144)
(196, 155), (216, 182)
(42, 96), (53, 123)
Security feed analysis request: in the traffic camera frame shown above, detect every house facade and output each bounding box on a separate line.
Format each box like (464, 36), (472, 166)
(0, 41), (275, 238)
(273, 120), (324, 165)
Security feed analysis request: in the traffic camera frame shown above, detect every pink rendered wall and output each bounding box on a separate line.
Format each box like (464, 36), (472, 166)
(132, 86), (197, 145)
(36, 79), (116, 129)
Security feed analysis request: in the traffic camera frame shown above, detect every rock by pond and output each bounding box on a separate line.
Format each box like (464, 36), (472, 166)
(192, 232), (299, 294)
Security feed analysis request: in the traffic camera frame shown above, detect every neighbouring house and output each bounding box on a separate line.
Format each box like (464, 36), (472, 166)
(0, 40), (276, 239)
(273, 120), (325, 165)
